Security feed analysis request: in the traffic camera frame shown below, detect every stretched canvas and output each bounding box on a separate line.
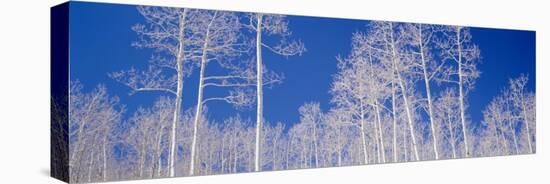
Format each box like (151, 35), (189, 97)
(51, 1), (536, 183)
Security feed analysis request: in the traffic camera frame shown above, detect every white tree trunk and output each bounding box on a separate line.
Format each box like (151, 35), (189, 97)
(520, 96), (533, 153)
(221, 137), (226, 172)
(388, 23), (420, 161)
(87, 148), (95, 182)
(233, 130), (238, 173)
(273, 136), (279, 170)
(286, 135), (292, 169)
(153, 124), (164, 178)
(499, 131), (509, 154)
(189, 12), (216, 176)
(102, 132), (108, 181)
(337, 129), (343, 167)
(375, 103), (386, 163)
(168, 10), (188, 177)
(139, 143), (146, 178)
(391, 81), (398, 162)
(508, 120), (520, 154)
(417, 25), (439, 160)
(445, 107), (457, 159)
(359, 102), (369, 164)
(395, 62), (419, 161)
(373, 110), (381, 163)
(254, 14), (264, 172)
(456, 27), (470, 157)
(403, 124), (408, 161)
(312, 122), (319, 167)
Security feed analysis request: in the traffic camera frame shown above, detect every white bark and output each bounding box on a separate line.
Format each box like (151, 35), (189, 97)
(70, 91), (101, 165)
(189, 11), (217, 176)
(388, 23), (420, 161)
(446, 106), (457, 159)
(312, 119), (319, 168)
(520, 94), (533, 153)
(391, 82), (398, 162)
(359, 102), (369, 164)
(456, 27), (470, 157)
(254, 14), (264, 172)
(102, 132), (108, 181)
(153, 127), (163, 178)
(416, 25), (439, 159)
(374, 102), (386, 163)
(87, 148), (95, 183)
(169, 9), (188, 177)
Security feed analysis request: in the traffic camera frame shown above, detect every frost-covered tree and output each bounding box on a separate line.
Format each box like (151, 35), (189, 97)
(435, 26), (481, 157)
(244, 13), (306, 171)
(260, 122), (286, 170)
(187, 10), (253, 176)
(433, 89), (463, 159)
(481, 75), (535, 155)
(331, 54), (372, 164)
(368, 22), (421, 161)
(109, 6), (207, 177)
(324, 108), (357, 166)
(508, 75), (535, 153)
(123, 97), (173, 179)
(481, 95), (513, 156)
(69, 81), (122, 183)
(401, 23), (447, 159)
(297, 102), (324, 167)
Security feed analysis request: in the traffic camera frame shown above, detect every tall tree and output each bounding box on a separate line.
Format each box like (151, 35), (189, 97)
(186, 10), (255, 176)
(436, 26), (481, 157)
(331, 33), (390, 164)
(363, 21), (421, 161)
(110, 7), (211, 177)
(508, 75), (535, 153)
(244, 14), (306, 171)
(403, 23), (446, 159)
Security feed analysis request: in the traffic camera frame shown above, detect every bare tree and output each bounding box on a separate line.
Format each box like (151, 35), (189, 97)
(435, 26), (481, 157)
(108, 6), (210, 177)
(402, 23), (446, 159)
(479, 75), (535, 156)
(331, 56), (370, 164)
(69, 81), (122, 183)
(322, 108), (351, 167)
(508, 75), (535, 153)
(434, 89), (462, 159)
(186, 10), (254, 176)
(359, 21), (421, 161)
(297, 102), (324, 167)
(331, 33), (392, 164)
(244, 13), (306, 171)
(482, 95), (513, 156)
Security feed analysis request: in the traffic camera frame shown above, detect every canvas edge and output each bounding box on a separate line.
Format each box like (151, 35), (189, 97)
(51, 1), (71, 183)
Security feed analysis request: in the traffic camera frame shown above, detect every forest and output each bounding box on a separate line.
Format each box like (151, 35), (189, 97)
(56, 6), (536, 183)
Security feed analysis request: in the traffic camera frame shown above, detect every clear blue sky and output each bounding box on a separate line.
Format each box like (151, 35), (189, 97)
(69, 2), (535, 128)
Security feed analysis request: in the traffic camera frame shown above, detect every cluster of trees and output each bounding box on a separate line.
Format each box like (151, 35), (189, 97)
(66, 6), (535, 183)
(68, 82), (122, 183)
(480, 75), (536, 156)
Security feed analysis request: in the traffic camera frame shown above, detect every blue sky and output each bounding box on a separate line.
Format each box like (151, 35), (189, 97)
(69, 2), (535, 128)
